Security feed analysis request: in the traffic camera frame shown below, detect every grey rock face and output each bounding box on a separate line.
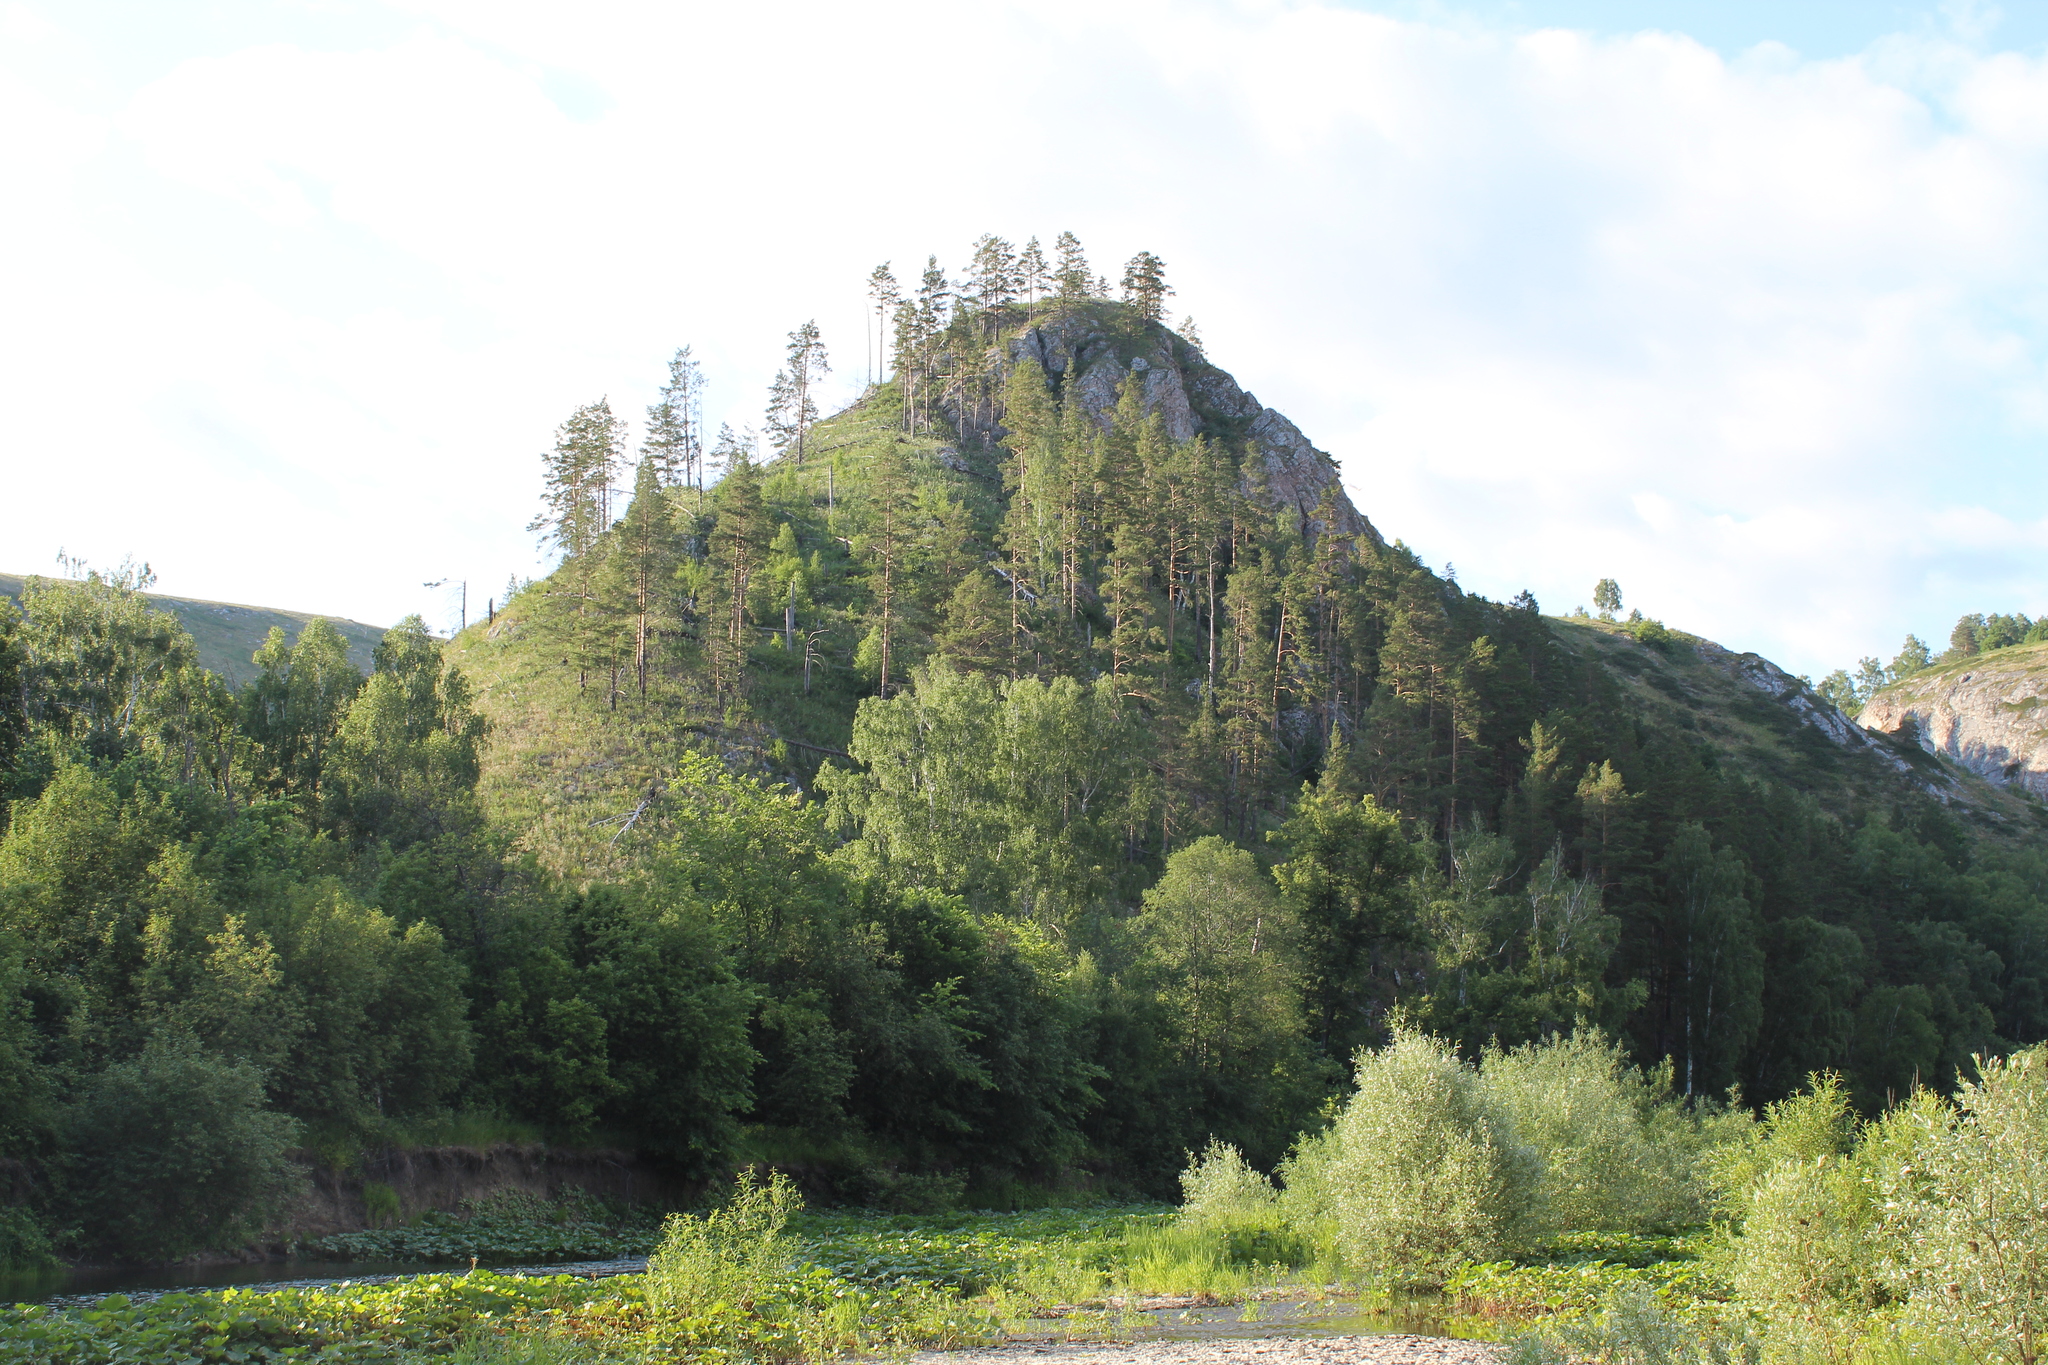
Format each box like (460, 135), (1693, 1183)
(983, 310), (1381, 548)
(1687, 638), (1950, 797)
(1862, 657), (2048, 797)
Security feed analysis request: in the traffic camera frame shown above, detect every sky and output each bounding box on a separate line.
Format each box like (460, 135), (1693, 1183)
(5, 0), (2048, 679)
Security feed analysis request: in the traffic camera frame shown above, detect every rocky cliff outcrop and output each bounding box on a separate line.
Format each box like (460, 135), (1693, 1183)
(943, 306), (1383, 549)
(1860, 647), (2048, 798)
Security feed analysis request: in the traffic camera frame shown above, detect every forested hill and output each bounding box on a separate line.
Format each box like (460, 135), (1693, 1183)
(454, 257), (2048, 1135)
(0, 570), (382, 681)
(7, 241), (2048, 1254)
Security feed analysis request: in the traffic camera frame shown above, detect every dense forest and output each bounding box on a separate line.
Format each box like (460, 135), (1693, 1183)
(4, 232), (2047, 1263)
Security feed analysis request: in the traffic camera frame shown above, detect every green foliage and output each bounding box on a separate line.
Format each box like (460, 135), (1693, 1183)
(1414, 836), (1638, 1050)
(1138, 839), (1314, 1152)
(1886, 1045), (2048, 1364)
(1628, 614), (1674, 649)
(13, 268), (2048, 1275)
(644, 1170), (802, 1317)
(0, 1203), (57, 1272)
(0, 1273), (616, 1365)
(1326, 1028), (1543, 1284)
(820, 661), (1151, 920)
(61, 1036), (301, 1260)
(1482, 1031), (1738, 1233)
(362, 1181), (401, 1228)
(1157, 1142), (1324, 1286)
(316, 1189), (662, 1264)
(1271, 779), (1422, 1058)
(1505, 1285), (1757, 1365)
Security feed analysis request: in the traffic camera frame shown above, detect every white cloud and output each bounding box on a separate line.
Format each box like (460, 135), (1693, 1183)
(2, 0), (2047, 671)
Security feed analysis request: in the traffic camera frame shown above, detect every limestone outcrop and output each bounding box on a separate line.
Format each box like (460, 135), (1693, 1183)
(1860, 648), (2048, 797)
(945, 308), (1382, 548)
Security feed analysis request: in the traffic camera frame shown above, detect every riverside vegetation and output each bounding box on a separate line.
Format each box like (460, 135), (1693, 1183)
(10, 1034), (2048, 1362)
(4, 234), (2048, 1360)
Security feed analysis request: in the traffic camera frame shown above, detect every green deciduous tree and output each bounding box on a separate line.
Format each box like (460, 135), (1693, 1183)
(62, 1036), (300, 1260)
(17, 560), (197, 755)
(1271, 775), (1423, 1057)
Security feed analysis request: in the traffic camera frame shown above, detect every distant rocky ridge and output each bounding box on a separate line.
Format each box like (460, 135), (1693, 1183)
(1861, 645), (2048, 799)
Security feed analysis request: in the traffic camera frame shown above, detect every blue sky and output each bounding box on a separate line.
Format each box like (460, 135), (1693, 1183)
(1349, 1), (2048, 60)
(5, 0), (2048, 679)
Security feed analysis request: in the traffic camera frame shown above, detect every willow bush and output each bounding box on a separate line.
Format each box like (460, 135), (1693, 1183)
(1326, 1028), (1543, 1284)
(1483, 1030), (1736, 1233)
(1887, 1045), (2048, 1365)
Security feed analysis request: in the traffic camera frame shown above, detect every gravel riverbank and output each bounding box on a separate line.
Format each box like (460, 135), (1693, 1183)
(915, 1336), (1501, 1365)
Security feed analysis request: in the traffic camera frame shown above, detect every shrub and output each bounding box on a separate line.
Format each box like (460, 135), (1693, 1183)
(1888, 1046), (2048, 1365)
(62, 1036), (301, 1259)
(1628, 617), (1675, 650)
(1706, 1072), (1859, 1223)
(1712, 1076), (1939, 1363)
(1725, 1154), (1883, 1360)
(1507, 1284), (1758, 1365)
(1326, 1028), (1542, 1284)
(643, 1169), (802, 1318)
(363, 1180), (402, 1228)
(0, 1204), (55, 1272)
(1483, 1031), (1728, 1232)
(1152, 1140), (1319, 1284)
(1176, 1138), (1276, 1225)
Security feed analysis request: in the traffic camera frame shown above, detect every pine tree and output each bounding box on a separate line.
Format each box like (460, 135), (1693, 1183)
(642, 348), (703, 492)
(862, 442), (915, 697)
(529, 399), (625, 562)
(937, 568), (1011, 673)
(1017, 237), (1048, 312)
(604, 459), (682, 699)
(1120, 251), (1173, 323)
(968, 234), (1018, 312)
(766, 321), (829, 462)
(891, 258), (950, 435)
(765, 370), (798, 452)
(1000, 360), (1060, 674)
(1052, 231), (1091, 301)
(866, 263), (899, 387)
(708, 442), (768, 703)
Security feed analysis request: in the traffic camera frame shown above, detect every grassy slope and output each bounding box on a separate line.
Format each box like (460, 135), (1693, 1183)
(1, 571), (384, 683)
(446, 388), (977, 873)
(1550, 616), (2041, 834)
(1867, 638), (2048, 704)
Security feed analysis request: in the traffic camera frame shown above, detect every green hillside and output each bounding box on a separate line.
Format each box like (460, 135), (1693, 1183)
(452, 279), (2048, 1122)
(1552, 615), (2039, 826)
(6, 245), (2048, 1266)
(0, 571), (383, 681)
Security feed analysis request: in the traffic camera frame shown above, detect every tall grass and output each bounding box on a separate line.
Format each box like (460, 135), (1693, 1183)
(643, 1169), (802, 1317)
(640, 1169), (1003, 1360)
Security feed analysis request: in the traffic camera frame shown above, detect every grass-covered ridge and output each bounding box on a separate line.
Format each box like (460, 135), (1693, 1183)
(0, 570), (383, 683)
